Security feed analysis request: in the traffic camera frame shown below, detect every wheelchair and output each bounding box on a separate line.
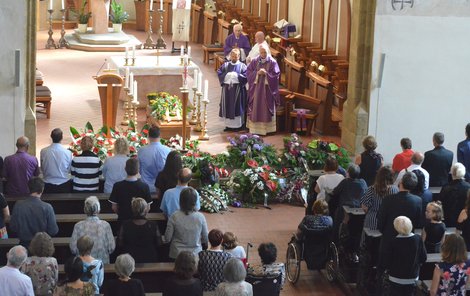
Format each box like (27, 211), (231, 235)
(285, 226), (339, 284)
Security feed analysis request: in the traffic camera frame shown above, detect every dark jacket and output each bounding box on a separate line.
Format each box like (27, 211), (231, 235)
(438, 179), (470, 227)
(387, 234), (427, 280)
(422, 146), (453, 187)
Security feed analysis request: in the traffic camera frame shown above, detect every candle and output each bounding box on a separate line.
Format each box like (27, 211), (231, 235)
(49, 0), (53, 10)
(132, 46), (136, 59)
(125, 46), (128, 59)
(61, 0), (64, 10)
(129, 72), (134, 95)
(204, 80), (208, 101)
(198, 72), (203, 92)
(193, 69), (198, 89)
(180, 45), (184, 57)
(133, 81), (138, 103)
(160, 0), (163, 10)
(125, 67), (130, 89)
(149, 0), (153, 10)
(187, 46), (191, 57)
(106, 62), (110, 70)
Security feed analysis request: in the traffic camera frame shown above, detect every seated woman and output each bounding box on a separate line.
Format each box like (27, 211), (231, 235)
(247, 242), (285, 288)
(215, 258), (253, 296)
(102, 138), (129, 194)
(102, 254), (145, 296)
(77, 235), (104, 294)
(70, 196), (115, 264)
(163, 251), (202, 296)
(430, 233), (470, 296)
(53, 257), (95, 296)
(21, 232), (58, 296)
(164, 188), (209, 260)
(118, 198), (161, 263)
(198, 229), (233, 291)
(223, 232), (246, 262)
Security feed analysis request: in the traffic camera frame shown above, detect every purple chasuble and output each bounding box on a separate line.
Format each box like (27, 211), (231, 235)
(224, 34), (252, 58)
(217, 61), (248, 123)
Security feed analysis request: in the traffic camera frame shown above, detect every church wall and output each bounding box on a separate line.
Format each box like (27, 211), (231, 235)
(0, 0), (29, 156)
(368, 1), (470, 164)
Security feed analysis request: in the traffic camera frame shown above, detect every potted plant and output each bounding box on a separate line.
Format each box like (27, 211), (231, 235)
(72, 0), (92, 33)
(110, 0), (129, 32)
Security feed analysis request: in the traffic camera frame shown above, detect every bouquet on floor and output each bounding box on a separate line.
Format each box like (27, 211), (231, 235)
(199, 184), (232, 213)
(226, 134), (280, 169)
(306, 139), (350, 170)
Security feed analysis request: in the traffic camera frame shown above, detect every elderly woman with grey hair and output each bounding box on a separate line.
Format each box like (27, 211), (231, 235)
(102, 138), (129, 193)
(215, 258), (253, 296)
(70, 196), (115, 263)
(102, 254), (145, 296)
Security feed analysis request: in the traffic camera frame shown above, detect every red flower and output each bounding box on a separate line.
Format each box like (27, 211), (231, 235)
(259, 172), (270, 181)
(129, 146), (136, 152)
(266, 180), (277, 192)
(247, 159), (258, 168)
(262, 165), (271, 171)
(73, 134), (80, 139)
(131, 136), (137, 141)
(142, 129), (149, 135)
(107, 151), (113, 156)
(282, 167), (288, 175)
(442, 271), (451, 281)
(93, 147), (98, 153)
(466, 268), (470, 276)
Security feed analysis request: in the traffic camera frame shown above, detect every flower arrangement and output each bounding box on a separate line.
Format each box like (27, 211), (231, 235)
(281, 133), (308, 169)
(226, 134), (279, 169)
(307, 139), (350, 170)
(148, 92), (182, 121)
(199, 184), (232, 213)
(69, 122), (111, 161)
(162, 134), (200, 152)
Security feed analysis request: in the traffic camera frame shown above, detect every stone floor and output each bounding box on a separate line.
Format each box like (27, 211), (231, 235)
(36, 28), (346, 295)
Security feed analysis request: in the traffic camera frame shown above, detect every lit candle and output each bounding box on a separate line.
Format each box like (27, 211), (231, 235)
(132, 46), (136, 59)
(129, 72), (134, 95)
(149, 0), (153, 10)
(125, 67), (130, 89)
(160, 0), (163, 10)
(133, 81), (138, 103)
(204, 80), (208, 101)
(187, 46), (191, 57)
(125, 46), (128, 59)
(61, 0), (64, 10)
(193, 69), (198, 89)
(180, 45), (184, 57)
(49, 0), (53, 10)
(198, 72), (203, 92)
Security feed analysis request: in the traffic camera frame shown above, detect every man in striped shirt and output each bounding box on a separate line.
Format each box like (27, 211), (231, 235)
(71, 136), (102, 192)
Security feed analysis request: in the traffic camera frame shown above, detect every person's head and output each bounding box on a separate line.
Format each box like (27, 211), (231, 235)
(115, 254), (135, 279)
(50, 128), (63, 143)
(374, 166), (395, 195)
(114, 138), (130, 155)
(312, 199), (329, 216)
(400, 171), (418, 191)
(426, 201), (443, 222)
(222, 232), (239, 250)
(76, 235), (94, 256)
(64, 257), (84, 282)
(148, 126), (161, 140)
(179, 187), (198, 215)
(411, 152), (424, 165)
(347, 163), (361, 179)
(131, 197), (149, 218)
(233, 24), (242, 37)
(323, 157), (338, 172)
(258, 242), (277, 265)
(208, 229), (224, 248)
(223, 258), (246, 283)
(28, 177), (45, 195)
(16, 136), (30, 151)
(400, 138), (412, 150)
(29, 232), (55, 257)
(393, 216), (413, 235)
(174, 251), (197, 280)
(84, 196), (100, 216)
(7, 245), (28, 268)
(255, 31), (265, 44)
(259, 45), (268, 59)
(80, 136), (94, 152)
(441, 233), (468, 264)
(451, 163), (466, 180)
(230, 48), (240, 63)
(163, 150), (183, 177)
(125, 157), (139, 176)
(178, 168), (192, 185)
(432, 132), (445, 147)
(466, 123), (470, 138)
(362, 135), (377, 152)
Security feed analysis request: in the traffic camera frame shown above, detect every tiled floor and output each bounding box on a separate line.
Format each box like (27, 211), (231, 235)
(36, 29), (346, 295)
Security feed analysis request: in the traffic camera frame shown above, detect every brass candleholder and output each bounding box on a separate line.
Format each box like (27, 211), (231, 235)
(198, 98), (210, 140)
(179, 57), (184, 66)
(124, 57), (136, 66)
(58, 9), (68, 48)
(155, 9), (166, 49)
(121, 87), (131, 125)
(189, 87), (198, 125)
(131, 100), (138, 123)
(144, 9), (156, 49)
(46, 9), (57, 49)
(194, 92), (203, 132)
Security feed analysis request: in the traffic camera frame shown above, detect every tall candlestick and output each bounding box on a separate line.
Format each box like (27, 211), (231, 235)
(193, 69), (198, 89)
(129, 72), (134, 95)
(160, 0), (163, 10)
(180, 45), (184, 57)
(188, 46), (191, 57)
(61, 0), (64, 9)
(149, 0), (153, 10)
(198, 72), (203, 92)
(132, 46), (136, 59)
(125, 67), (130, 89)
(125, 46), (129, 59)
(204, 80), (208, 101)
(133, 81), (138, 103)
(49, 0), (53, 10)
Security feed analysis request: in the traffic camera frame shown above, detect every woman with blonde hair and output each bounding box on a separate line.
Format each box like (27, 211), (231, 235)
(102, 137), (129, 193)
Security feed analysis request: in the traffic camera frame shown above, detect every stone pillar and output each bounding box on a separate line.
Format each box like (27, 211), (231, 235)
(91, 0), (110, 34)
(341, 0), (376, 155)
(26, 0), (38, 155)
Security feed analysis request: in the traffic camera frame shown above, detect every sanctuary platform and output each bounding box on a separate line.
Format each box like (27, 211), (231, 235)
(65, 28), (142, 52)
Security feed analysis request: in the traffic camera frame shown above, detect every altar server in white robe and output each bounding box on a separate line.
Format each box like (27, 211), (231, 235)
(246, 31), (271, 64)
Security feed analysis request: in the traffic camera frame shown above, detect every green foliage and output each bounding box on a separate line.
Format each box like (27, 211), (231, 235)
(71, 0), (92, 24)
(110, 0), (129, 24)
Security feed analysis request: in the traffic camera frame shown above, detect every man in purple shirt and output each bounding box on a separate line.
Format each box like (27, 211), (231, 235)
(3, 136), (39, 196)
(224, 24), (251, 63)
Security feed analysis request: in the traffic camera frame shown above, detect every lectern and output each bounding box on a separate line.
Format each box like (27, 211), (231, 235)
(95, 73), (123, 136)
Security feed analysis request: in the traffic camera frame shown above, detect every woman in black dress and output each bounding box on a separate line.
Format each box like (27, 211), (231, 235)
(355, 135), (383, 186)
(163, 251), (202, 296)
(103, 254), (145, 296)
(118, 198), (161, 263)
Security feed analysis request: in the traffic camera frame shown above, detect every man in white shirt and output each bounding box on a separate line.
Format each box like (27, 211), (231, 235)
(394, 152), (430, 190)
(246, 31), (271, 64)
(0, 245), (34, 296)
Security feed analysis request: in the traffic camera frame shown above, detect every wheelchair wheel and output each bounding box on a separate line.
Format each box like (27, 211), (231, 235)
(286, 242), (301, 284)
(326, 242), (339, 282)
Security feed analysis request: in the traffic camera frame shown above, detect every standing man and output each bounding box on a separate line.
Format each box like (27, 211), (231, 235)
(160, 168), (200, 218)
(0, 246), (34, 296)
(224, 24), (251, 63)
(246, 31), (271, 64)
(422, 132), (453, 187)
(217, 48), (248, 131)
(10, 177), (59, 247)
(246, 45), (280, 135)
(457, 123), (470, 182)
(394, 152), (430, 190)
(3, 136), (39, 195)
(41, 128), (73, 193)
(138, 126), (171, 193)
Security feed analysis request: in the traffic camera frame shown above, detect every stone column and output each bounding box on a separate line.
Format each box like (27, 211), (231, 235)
(91, 0), (110, 34)
(341, 0), (376, 155)
(26, 0), (38, 155)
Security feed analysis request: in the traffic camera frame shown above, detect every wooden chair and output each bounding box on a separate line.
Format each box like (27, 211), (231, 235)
(36, 85), (52, 119)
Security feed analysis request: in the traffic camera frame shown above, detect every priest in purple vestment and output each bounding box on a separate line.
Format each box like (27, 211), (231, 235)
(224, 24), (251, 62)
(217, 48), (248, 131)
(246, 45), (280, 135)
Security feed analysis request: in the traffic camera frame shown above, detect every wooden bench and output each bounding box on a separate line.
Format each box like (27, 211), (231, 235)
(202, 44), (224, 64)
(36, 85), (52, 119)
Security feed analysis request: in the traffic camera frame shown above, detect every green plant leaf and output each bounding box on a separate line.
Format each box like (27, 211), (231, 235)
(85, 122), (94, 133)
(70, 126), (79, 137)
